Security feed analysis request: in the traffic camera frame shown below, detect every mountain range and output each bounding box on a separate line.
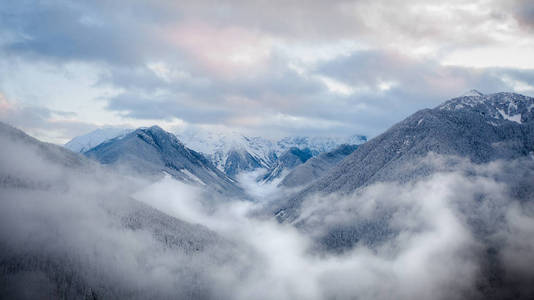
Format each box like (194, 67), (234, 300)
(0, 122), (240, 299)
(84, 126), (244, 197)
(66, 128), (367, 179)
(181, 133), (367, 178)
(2, 90), (534, 299)
(273, 91), (534, 224)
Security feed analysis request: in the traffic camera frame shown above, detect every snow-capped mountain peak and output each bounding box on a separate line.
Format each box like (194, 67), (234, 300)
(438, 92), (534, 124)
(461, 89), (484, 97)
(176, 130), (367, 177)
(67, 126), (367, 179)
(65, 127), (133, 153)
(175, 130), (277, 173)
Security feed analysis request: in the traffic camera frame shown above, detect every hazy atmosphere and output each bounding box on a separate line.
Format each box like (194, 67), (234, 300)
(1, 1), (534, 300)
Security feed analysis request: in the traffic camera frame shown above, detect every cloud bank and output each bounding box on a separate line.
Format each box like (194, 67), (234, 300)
(1, 1), (534, 142)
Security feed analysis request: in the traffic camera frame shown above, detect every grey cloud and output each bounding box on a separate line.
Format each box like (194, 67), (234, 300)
(0, 0), (174, 65)
(102, 49), (534, 137)
(101, 57), (328, 123)
(510, 0), (534, 29)
(1, 0), (534, 140)
(107, 92), (234, 123)
(317, 50), (511, 97)
(0, 1), (526, 65)
(309, 50), (534, 133)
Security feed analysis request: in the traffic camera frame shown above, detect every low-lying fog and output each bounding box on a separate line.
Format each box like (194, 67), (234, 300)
(1, 136), (534, 299)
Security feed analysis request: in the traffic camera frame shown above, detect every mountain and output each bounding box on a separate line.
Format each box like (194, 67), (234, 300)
(64, 127), (133, 153)
(461, 89), (485, 97)
(176, 130), (367, 177)
(279, 144), (358, 188)
(66, 128), (367, 178)
(275, 135), (366, 156)
(224, 148), (265, 178)
(260, 147), (313, 183)
(0, 122), (238, 299)
(439, 90), (534, 124)
(264, 92), (534, 299)
(274, 92), (534, 223)
(84, 126), (244, 197)
(176, 131), (277, 175)
(0, 123), (93, 176)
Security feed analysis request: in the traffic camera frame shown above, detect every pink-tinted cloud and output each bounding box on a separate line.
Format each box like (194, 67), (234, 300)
(164, 21), (274, 78)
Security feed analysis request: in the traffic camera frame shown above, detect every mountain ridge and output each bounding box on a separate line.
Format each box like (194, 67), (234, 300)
(84, 126), (245, 197)
(273, 92), (534, 223)
(66, 128), (367, 178)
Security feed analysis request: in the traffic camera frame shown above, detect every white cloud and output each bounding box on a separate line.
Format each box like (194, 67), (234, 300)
(316, 75), (356, 96)
(501, 75), (534, 93)
(442, 45), (534, 69)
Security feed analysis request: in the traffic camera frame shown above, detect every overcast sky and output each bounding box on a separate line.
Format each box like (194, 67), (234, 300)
(1, 0), (533, 143)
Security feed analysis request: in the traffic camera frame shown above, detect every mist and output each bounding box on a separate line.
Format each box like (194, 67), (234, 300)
(1, 126), (534, 300)
(132, 156), (534, 300)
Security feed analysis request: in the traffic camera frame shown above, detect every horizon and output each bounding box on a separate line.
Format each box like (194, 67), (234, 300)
(21, 89), (531, 147)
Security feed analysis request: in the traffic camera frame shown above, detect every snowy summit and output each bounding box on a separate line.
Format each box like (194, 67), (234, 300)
(461, 89), (484, 97)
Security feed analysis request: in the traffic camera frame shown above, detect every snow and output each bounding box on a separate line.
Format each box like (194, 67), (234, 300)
(508, 114), (522, 124)
(438, 92), (532, 125)
(497, 108), (522, 124)
(181, 169), (206, 185)
(67, 126), (367, 174)
(65, 128), (132, 153)
(461, 89), (484, 97)
(176, 129), (367, 171)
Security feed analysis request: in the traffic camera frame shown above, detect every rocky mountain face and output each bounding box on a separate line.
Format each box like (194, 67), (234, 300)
(84, 126), (244, 197)
(67, 129), (367, 179)
(279, 144), (358, 188)
(65, 126), (367, 188)
(259, 147), (313, 183)
(175, 132), (277, 174)
(176, 131), (367, 178)
(223, 148), (265, 178)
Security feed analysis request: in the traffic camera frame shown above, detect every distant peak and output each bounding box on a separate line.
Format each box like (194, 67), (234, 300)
(136, 125), (165, 134)
(148, 125), (164, 131)
(462, 89), (484, 97)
